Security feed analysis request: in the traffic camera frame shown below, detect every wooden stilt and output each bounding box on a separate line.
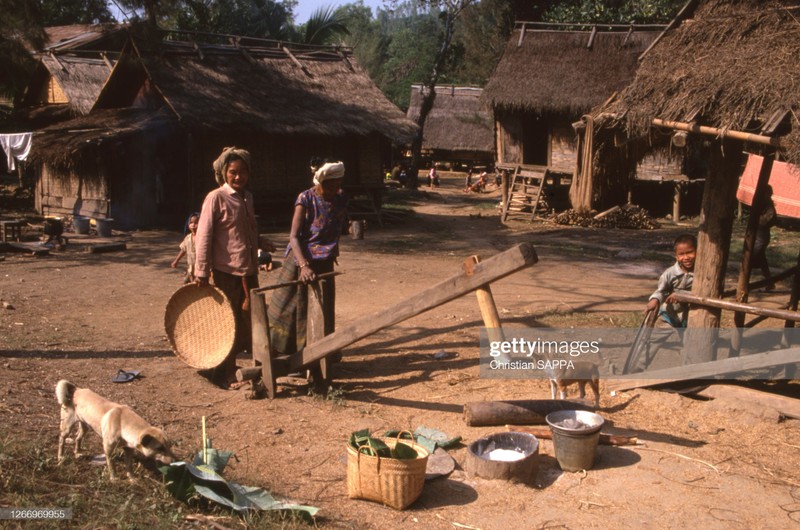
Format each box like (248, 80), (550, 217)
(307, 280), (331, 392)
(732, 149), (774, 356)
(685, 139), (743, 364)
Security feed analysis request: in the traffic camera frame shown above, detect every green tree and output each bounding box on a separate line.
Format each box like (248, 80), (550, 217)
(450, 0), (513, 85)
(406, 0), (476, 187)
(300, 5), (350, 45)
(173, 0), (296, 40)
(39, 0), (114, 25)
(543, 0), (684, 24)
(0, 0), (46, 103)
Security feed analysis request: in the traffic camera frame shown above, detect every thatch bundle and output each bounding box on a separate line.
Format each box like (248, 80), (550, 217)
(406, 85), (493, 154)
(39, 54), (115, 114)
(602, 0), (800, 164)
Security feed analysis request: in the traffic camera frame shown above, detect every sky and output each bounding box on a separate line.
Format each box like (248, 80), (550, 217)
(294, 0), (387, 23)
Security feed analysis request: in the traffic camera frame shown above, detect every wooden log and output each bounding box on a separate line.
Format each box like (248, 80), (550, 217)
(607, 346), (800, 392)
(673, 181), (681, 222)
(697, 385), (800, 420)
(86, 242), (126, 253)
(652, 118), (781, 147)
(463, 399), (595, 427)
(505, 425), (641, 446)
(593, 205), (621, 220)
(236, 366), (262, 382)
(671, 292), (800, 322)
(251, 271), (340, 294)
(307, 280), (331, 392)
(290, 243), (538, 371)
(685, 138), (743, 364)
(6, 242), (49, 256)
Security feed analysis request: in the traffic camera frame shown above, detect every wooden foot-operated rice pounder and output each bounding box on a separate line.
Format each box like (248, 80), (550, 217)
(247, 243), (538, 398)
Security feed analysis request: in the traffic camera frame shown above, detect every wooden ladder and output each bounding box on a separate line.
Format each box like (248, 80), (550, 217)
(502, 166), (549, 222)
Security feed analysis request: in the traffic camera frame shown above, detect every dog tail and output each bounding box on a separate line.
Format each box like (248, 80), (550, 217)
(55, 379), (77, 407)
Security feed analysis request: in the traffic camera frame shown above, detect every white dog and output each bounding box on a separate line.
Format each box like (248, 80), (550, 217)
(56, 380), (175, 480)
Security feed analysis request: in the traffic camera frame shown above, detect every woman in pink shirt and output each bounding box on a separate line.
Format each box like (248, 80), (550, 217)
(195, 147), (275, 388)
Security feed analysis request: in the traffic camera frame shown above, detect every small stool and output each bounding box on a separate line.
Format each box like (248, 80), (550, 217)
(1, 220), (25, 242)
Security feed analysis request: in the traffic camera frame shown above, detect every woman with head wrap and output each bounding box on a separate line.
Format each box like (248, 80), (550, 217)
(195, 146), (275, 388)
(268, 160), (348, 358)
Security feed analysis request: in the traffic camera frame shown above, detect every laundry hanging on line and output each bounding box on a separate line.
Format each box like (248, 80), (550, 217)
(0, 132), (33, 171)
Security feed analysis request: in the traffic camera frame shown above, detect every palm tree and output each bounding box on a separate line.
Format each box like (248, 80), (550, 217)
(301, 6), (350, 45)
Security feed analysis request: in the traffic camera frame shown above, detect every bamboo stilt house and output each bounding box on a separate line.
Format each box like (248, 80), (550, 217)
(581, 0), (800, 362)
(482, 22), (663, 177)
(29, 33), (416, 228)
(406, 85), (493, 165)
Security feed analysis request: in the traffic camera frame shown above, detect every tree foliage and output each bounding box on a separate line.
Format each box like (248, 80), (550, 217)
(300, 5), (350, 45)
(171, 0), (296, 40)
(39, 0), (114, 25)
(0, 0), (46, 102)
(543, 0), (685, 24)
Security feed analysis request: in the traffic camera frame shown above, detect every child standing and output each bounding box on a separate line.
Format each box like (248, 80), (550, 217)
(646, 233), (696, 327)
(171, 213), (199, 284)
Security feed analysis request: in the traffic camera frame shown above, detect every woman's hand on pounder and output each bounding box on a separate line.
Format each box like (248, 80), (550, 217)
(299, 263), (316, 284)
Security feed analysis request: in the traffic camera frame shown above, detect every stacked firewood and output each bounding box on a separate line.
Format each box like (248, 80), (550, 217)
(551, 205), (660, 229)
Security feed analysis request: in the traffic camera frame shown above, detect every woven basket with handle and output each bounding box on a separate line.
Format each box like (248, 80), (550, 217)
(346, 434), (429, 510)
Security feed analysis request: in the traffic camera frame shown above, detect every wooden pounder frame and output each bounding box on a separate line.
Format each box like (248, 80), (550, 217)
(250, 243), (538, 398)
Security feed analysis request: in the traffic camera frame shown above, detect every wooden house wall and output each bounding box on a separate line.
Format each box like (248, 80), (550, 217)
(36, 164), (110, 219)
(496, 110), (579, 172)
(636, 154), (683, 181)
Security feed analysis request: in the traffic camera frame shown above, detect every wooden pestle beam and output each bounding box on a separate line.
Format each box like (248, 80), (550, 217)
(288, 243), (538, 371)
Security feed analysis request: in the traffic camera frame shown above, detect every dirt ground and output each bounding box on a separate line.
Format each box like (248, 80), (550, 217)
(2, 172), (800, 529)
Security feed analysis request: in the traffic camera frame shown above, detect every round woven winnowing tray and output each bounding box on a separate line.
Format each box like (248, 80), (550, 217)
(164, 284), (236, 369)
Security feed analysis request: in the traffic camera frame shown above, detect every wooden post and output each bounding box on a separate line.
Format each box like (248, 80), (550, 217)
(468, 256), (505, 346)
(685, 138), (743, 364)
(731, 149), (774, 356)
(672, 181), (682, 222)
(307, 280), (331, 392)
(250, 291), (276, 398)
(501, 170), (510, 219)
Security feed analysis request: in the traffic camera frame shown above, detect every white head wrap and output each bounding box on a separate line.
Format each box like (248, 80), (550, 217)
(313, 161), (345, 186)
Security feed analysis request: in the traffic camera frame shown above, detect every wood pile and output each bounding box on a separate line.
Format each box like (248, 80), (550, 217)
(551, 205), (660, 229)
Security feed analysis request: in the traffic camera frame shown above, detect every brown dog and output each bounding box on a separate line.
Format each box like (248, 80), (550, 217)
(548, 361), (601, 408)
(56, 380), (175, 480)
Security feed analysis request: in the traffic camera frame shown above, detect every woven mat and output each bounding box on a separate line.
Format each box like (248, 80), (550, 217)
(164, 284), (236, 369)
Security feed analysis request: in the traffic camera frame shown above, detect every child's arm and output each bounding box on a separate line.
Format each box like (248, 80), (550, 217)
(646, 269), (672, 312)
(171, 249), (186, 269)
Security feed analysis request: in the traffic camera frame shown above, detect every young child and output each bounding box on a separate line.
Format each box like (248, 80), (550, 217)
(646, 233), (696, 327)
(171, 213), (199, 284)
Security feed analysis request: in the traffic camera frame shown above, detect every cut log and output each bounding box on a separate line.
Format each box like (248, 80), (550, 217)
(505, 425), (640, 446)
(236, 366), (262, 382)
(593, 205), (621, 220)
(5, 242), (49, 256)
(291, 243), (538, 371)
(463, 399), (595, 427)
(607, 346), (800, 392)
(697, 385), (800, 420)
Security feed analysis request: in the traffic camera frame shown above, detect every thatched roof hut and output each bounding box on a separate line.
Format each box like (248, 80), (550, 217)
(30, 34), (416, 228)
(42, 24), (126, 52)
(406, 85), (493, 162)
(598, 0), (800, 165)
(482, 22), (662, 170)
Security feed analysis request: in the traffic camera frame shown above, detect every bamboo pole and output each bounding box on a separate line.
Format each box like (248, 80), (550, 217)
(652, 119), (781, 147)
(672, 292), (800, 322)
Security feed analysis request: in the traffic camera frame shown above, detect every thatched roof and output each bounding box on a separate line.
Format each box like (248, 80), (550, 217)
(43, 24), (126, 51)
(26, 54), (115, 114)
(600, 0), (800, 164)
(406, 85), (493, 154)
(482, 24), (662, 115)
(29, 107), (178, 169)
(95, 38), (416, 143)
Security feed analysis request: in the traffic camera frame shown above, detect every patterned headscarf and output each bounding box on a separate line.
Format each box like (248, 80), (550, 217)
(313, 161), (345, 186)
(213, 147), (251, 186)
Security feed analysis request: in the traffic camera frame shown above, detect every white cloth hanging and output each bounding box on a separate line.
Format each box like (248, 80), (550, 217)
(0, 133), (33, 171)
